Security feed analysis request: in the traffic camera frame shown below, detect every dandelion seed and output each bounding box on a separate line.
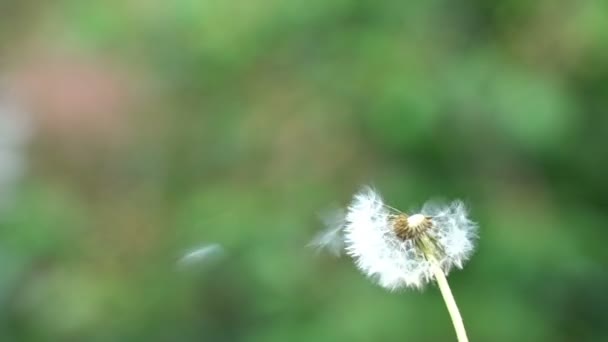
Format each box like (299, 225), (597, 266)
(308, 208), (346, 256)
(177, 243), (224, 268)
(312, 187), (478, 342)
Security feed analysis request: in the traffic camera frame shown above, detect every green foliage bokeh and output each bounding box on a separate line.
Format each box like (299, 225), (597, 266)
(1, 1), (608, 341)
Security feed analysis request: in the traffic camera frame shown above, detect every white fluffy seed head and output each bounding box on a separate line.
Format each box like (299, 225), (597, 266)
(313, 187), (478, 290)
(421, 200), (478, 271)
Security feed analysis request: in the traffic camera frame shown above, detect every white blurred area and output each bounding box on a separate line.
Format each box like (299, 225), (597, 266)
(177, 243), (225, 269)
(0, 88), (32, 208)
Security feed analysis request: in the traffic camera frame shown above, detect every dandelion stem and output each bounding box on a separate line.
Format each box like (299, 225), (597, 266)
(430, 261), (469, 342)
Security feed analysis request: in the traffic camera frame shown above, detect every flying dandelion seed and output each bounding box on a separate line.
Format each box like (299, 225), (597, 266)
(312, 187), (478, 342)
(177, 243), (224, 268)
(309, 208), (346, 256)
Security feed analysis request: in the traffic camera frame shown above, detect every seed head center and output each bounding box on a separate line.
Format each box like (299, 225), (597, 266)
(407, 214), (427, 228)
(392, 213), (432, 241)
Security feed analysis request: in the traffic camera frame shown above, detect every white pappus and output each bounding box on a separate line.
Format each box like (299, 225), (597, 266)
(177, 243), (224, 269)
(312, 187), (478, 290)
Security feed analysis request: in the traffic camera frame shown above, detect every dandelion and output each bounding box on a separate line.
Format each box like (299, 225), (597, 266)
(312, 187), (477, 342)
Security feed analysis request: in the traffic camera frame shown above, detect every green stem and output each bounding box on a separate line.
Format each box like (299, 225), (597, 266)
(429, 260), (469, 342)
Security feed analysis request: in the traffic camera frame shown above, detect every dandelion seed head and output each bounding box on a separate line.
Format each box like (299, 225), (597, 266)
(422, 200), (478, 272)
(330, 187), (478, 290)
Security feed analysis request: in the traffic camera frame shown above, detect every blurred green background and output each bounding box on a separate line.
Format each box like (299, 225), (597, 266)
(1, 1), (607, 341)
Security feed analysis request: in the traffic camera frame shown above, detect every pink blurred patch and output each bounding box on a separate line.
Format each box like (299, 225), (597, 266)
(9, 52), (139, 143)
